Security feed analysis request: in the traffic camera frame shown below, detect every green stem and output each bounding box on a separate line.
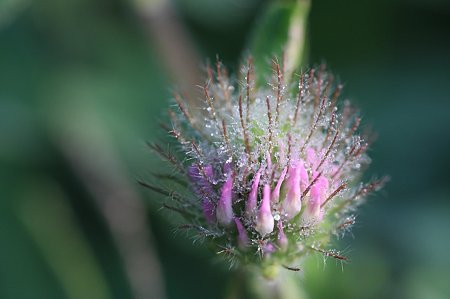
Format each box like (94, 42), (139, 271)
(226, 266), (309, 299)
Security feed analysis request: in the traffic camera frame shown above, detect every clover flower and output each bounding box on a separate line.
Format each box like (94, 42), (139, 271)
(143, 58), (386, 277)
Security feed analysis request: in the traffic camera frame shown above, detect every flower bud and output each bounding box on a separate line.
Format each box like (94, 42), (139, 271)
(282, 160), (303, 219)
(202, 200), (216, 224)
(271, 166), (287, 203)
(255, 184), (274, 236)
(263, 242), (276, 256)
(216, 171), (234, 226)
(299, 160), (309, 192)
(277, 221), (288, 250)
(303, 176), (329, 222)
(246, 168), (262, 217)
(187, 164), (216, 223)
(234, 217), (249, 250)
(151, 59), (385, 272)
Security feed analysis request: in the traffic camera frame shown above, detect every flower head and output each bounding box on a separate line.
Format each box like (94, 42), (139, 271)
(146, 58), (386, 275)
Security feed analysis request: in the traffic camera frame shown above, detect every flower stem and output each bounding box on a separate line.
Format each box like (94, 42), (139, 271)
(226, 266), (308, 299)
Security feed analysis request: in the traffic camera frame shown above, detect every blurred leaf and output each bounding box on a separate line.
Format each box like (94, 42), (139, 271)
(18, 179), (113, 299)
(248, 0), (310, 85)
(0, 0), (30, 29)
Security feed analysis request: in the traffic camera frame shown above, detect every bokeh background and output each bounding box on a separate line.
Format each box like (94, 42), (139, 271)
(1, 0), (450, 298)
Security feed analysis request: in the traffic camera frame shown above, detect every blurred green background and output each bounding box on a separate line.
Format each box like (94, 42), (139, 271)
(1, 0), (449, 298)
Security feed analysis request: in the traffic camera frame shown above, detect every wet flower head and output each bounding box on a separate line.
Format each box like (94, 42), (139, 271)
(145, 57), (386, 275)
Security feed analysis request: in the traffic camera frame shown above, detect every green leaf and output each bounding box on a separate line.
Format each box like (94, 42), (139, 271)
(248, 0), (311, 86)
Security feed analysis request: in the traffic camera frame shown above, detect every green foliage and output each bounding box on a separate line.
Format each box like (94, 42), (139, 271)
(248, 0), (310, 85)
